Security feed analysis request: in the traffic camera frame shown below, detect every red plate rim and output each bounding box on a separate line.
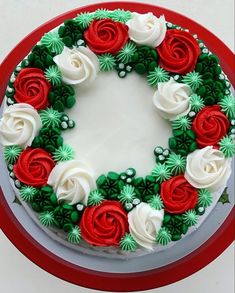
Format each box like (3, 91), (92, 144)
(0, 2), (234, 291)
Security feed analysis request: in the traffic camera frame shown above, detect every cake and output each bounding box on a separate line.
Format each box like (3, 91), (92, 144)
(0, 8), (234, 258)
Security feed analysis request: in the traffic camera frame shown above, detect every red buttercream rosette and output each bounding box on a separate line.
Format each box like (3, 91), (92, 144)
(14, 68), (51, 110)
(192, 105), (230, 148)
(80, 200), (129, 246)
(156, 29), (200, 75)
(13, 148), (55, 188)
(84, 19), (129, 54)
(160, 175), (198, 214)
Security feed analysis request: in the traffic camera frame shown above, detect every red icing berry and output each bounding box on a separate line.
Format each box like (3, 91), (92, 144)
(13, 148), (55, 187)
(160, 175), (198, 214)
(80, 200), (129, 246)
(156, 29), (200, 75)
(192, 105), (230, 148)
(14, 68), (51, 110)
(84, 19), (129, 54)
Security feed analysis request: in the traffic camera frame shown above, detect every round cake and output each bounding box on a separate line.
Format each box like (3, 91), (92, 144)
(0, 8), (234, 258)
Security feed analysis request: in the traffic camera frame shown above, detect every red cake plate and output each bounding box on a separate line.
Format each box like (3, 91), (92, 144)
(0, 2), (234, 291)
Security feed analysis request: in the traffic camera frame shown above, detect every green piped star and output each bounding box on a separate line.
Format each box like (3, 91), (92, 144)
(118, 185), (136, 204)
(156, 227), (172, 246)
(182, 210), (199, 227)
(39, 211), (55, 227)
(98, 54), (116, 71)
(40, 107), (62, 128)
(53, 145), (75, 162)
(41, 31), (64, 54)
(182, 71), (203, 91)
(110, 9), (132, 23)
(68, 226), (82, 244)
(166, 153), (186, 175)
(219, 95), (235, 119)
(87, 190), (104, 206)
(148, 195), (163, 210)
(151, 163), (171, 183)
(198, 189), (213, 208)
(147, 66), (170, 87)
(189, 94), (205, 112)
(117, 42), (137, 64)
(219, 136), (235, 158)
(119, 233), (138, 251)
(19, 185), (38, 202)
(76, 12), (94, 29)
(44, 65), (62, 86)
(94, 8), (111, 19)
(4, 145), (23, 164)
(171, 116), (192, 131)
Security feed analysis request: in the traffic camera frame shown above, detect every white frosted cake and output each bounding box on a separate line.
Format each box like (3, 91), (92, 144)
(0, 8), (234, 258)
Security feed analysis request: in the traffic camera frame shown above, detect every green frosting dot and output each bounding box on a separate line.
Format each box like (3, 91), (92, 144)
(182, 210), (199, 227)
(75, 12), (94, 29)
(109, 9), (132, 23)
(197, 189), (213, 208)
(4, 145), (23, 164)
(219, 135), (235, 158)
(44, 65), (62, 86)
(39, 211), (55, 227)
(156, 227), (172, 246)
(147, 66), (170, 87)
(41, 31), (64, 54)
(182, 71), (203, 91)
(189, 94), (205, 112)
(219, 95), (235, 120)
(67, 226), (82, 244)
(151, 163), (171, 183)
(148, 195), (163, 210)
(87, 190), (104, 206)
(40, 107), (62, 128)
(19, 185), (38, 202)
(118, 185), (136, 204)
(166, 153), (186, 175)
(53, 144), (75, 162)
(171, 116), (192, 131)
(98, 53), (116, 71)
(119, 233), (138, 251)
(94, 8), (111, 19)
(117, 42), (137, 64)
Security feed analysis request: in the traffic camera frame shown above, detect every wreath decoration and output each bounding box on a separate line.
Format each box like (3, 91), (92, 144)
(0, 9), (234, 252)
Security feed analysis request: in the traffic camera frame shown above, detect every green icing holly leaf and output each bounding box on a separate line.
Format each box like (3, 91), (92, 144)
(13, 195), (22, 205)
(218, 187), (230, 204)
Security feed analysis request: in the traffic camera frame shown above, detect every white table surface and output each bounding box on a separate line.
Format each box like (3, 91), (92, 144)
(0, 0), (234, 292)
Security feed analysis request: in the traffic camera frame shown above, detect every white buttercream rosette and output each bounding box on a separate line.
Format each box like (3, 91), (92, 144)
(126, 12), (167, 47)
(128, 202), (164, 250)
(153, 77), (192, 120)
(53, 46), (100, 86)
(185, 146), (232, 192)
(47, 160), (96, 205)
(0, 103), (42, 147)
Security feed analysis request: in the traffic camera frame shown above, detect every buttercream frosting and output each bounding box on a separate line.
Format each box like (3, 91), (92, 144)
(126, 12), (166, 47)
(47, 160), (96, 205)
(128, 202), (164, 250)
(0, 103), (42, 147)
(153, 77), (192, 120)
(53, 46), (99, 86)
(184, 146), (231, 192)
